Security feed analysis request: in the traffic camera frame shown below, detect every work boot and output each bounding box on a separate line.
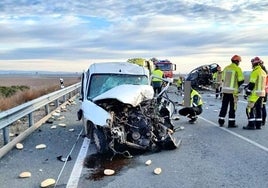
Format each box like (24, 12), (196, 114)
(228, 121), (238, 128)
(243, 122), (255, 130)
(256, 122), (262, 129)
(218, 119), (225, 127)
(228, 124), (238, 128)
(189, 118), (197, 124)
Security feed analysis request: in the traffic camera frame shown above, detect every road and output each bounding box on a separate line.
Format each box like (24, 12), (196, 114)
(0, 87), (268, 188)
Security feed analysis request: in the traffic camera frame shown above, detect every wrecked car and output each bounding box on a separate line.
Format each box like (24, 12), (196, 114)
(185, 63), (219, 89)
(78, 62), (179, 157)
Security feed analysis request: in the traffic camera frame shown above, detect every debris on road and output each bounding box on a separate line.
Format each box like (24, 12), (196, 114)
(35, 144), (46, 149)
(16, 143), (23, 150)
(58, 123), (66, 127)
(145, 159), (152, 166)
(154, 167), (162, 175)
(57, 155), (72, 162)
(40, 178), (55, 187)
(19, 171), (31, 178)
(104, 169), (115, 176)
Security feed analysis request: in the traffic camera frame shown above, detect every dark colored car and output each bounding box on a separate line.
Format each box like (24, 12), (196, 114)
(185, 63), (219, 89)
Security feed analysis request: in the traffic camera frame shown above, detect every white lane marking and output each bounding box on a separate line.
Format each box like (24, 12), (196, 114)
(199, 117), (268, 152)
(66, 137), (90, 188)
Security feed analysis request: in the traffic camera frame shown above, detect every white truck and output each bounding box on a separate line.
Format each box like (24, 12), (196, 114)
(78, 62), (178, 157)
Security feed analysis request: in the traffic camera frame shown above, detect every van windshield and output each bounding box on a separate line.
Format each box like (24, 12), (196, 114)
(87, 74), (149, 100)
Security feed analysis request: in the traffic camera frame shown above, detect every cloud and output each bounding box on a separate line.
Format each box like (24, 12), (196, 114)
(0, 0), (267, 73)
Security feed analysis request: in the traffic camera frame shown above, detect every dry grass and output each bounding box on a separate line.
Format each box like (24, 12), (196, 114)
(0, 76), (80, 111)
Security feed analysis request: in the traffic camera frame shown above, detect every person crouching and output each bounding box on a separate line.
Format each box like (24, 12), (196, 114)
(179, 88), (203, 124)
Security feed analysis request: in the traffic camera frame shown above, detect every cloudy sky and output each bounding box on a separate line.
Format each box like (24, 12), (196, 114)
(0, 0), (267, 73)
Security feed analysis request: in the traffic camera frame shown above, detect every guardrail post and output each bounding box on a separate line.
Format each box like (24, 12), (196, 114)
(3, 127), (10, 145)
(45, 104), (50, 115)
(55, 99), (59, 107)
(63, 94), (66, 102)
(28, 113), (34, 127)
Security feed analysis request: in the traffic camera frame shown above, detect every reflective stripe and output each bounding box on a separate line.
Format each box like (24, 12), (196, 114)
(249, 118), (255, 121)
(228, 118), (235, 121)
(256, 118), (262, 121)
(219, 117), (225, 120)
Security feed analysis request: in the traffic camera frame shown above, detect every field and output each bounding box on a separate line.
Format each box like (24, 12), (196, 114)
(0, 75), (81, 111)
(0, 74), (81, 147)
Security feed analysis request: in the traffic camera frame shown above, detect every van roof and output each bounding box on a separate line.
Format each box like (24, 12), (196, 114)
(88, 62), (149, 75)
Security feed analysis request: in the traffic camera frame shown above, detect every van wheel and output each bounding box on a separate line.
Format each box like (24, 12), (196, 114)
(93, 127), (109, 154)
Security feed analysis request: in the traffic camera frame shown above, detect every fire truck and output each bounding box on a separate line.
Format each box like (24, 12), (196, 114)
(154, 59), (176, 78)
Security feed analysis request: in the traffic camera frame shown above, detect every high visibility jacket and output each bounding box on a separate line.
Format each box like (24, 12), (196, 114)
(152, 69), (164, 82)
(248, 65), (266, 102)
(177, 77), (182, 86)
(222, 63), (244, 94)
(265, 75), (268, 94)
(213, 71), (223, 88)
(191, 89), (203, 107)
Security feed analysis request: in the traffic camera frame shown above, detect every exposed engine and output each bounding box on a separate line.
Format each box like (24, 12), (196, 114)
(95, 98), (177, 156)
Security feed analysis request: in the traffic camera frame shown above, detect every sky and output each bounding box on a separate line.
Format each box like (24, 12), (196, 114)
(0, 0), (268, 74)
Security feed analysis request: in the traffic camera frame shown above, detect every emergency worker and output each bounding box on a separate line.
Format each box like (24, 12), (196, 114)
(260, 60), (268, 126)
(218, 55), (244, 127)
(176, 76), (183, 95)
(213, 65), (223, 99)
(243, 57), (267, 130)
(151, 65), (164, 95)
(179, 88), (203, 124)
(60, 78), (64, 89)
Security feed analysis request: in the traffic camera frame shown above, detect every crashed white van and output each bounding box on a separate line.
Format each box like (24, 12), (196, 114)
(78, 62), (178, 156)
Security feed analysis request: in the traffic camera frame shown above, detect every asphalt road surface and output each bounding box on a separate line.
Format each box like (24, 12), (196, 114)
(1, 87), (268, 188)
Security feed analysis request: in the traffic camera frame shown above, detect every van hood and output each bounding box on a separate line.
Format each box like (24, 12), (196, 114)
(93, 84), (154, 107)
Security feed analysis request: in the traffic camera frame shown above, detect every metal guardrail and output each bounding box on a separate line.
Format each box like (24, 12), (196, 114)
(0, 83), (81, 145)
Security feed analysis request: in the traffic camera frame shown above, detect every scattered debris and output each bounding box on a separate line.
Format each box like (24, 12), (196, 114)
(57, 155), (72, 162)
(40, 178), (56, 188)
(68, 128), (74, 132)
(16, 143), (23, 150)
(145, 160), (152, 166)
(9, 133), (15, 137)
(153, 168), (162, 175)
(104, 169), (115, 176)
(57, 116), (65, 120)
(46, 118), (54, 124)
(55, 109), (61, 113)
(58, 123), (66, 127)
(49, 102), (55, 106)
(174, 126), (184, 131)
(35, 144), (46, 149)
(19, 171), (31, 178)
(52, 112), (60, 117)
(50, 125), (57, 129)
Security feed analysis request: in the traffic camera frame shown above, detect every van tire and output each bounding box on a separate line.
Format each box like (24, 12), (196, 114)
(93, 127), (109, 154)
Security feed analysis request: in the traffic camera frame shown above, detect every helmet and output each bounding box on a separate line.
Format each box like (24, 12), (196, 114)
(231, 55), (241, 62)
(251, 56), (262, 65)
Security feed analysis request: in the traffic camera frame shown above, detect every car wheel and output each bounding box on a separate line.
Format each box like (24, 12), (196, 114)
(93, 127), (109, 154)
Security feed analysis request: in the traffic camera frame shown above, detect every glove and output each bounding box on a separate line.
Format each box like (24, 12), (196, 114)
(244, 95), (248, 100)
(245, 90), (251, 96)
